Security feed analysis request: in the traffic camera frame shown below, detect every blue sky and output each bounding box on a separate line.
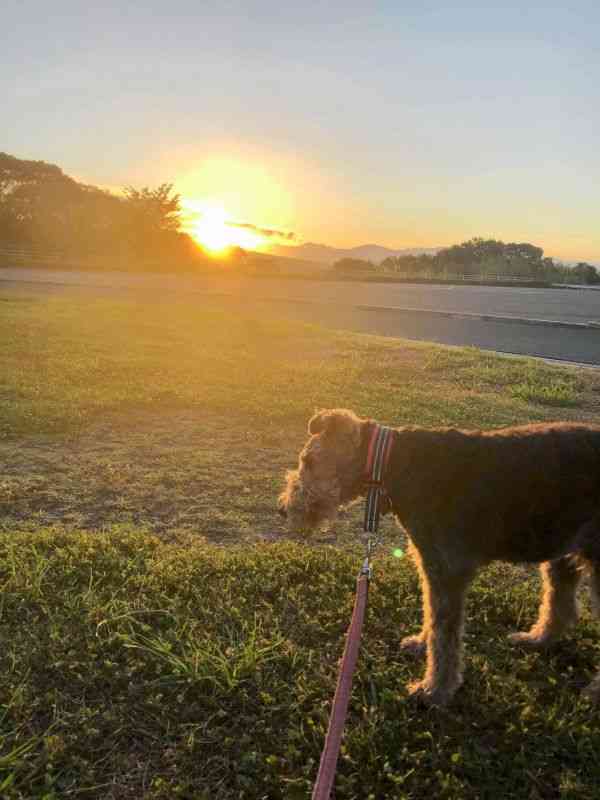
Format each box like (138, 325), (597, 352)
(3, 1), (600, 260)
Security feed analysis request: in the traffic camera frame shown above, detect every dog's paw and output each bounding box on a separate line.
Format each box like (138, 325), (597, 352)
(507, 631), (553, 650)
(407, 680), (455, 708)
(400, 635), (427, 658)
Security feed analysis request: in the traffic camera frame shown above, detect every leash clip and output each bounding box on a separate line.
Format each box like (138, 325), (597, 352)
(359, 535), (377, 580)
(359, 554), (372, 580)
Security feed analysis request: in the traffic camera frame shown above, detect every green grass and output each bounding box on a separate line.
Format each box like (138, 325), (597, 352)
(510, 377), (579, 406)
(1, 293), (598, 439)
(1, 292), (599, 543)
(1, 528), (599, 799)
(1, 290), (600, 797)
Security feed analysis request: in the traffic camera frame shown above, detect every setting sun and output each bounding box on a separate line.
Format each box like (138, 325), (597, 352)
(187, 204), (266, 253)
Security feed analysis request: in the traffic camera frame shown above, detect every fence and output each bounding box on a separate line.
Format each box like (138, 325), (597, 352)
(0, 244), (204, 273)
(0, 244), (109, 270)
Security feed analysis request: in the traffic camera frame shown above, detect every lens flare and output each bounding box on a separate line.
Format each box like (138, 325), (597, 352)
(188, 204), (265, 253)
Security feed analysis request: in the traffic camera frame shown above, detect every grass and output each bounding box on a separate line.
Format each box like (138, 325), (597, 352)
(1, 293), (598, 440)
(510, 378), (580, 406)
(1, 288), (600, 797)
(1, 529), (599, 799)
(2, 291), (599, 544)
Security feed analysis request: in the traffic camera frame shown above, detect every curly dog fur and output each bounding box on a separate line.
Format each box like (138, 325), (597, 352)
(278, 409), (600, 707)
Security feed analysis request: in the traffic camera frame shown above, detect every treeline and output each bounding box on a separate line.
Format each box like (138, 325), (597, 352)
(334, 238), (600, 285)
(3, 153), (599, 283)
(0, 152), (212, 269)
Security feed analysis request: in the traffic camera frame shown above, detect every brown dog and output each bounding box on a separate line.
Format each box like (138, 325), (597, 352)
(278, 409), (600, 707)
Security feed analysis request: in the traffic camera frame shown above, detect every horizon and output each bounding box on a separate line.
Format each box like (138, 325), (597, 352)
(4, 147), (598, 267)
(4, 2), (600, 263)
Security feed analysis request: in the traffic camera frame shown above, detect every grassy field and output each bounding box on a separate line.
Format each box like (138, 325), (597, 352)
(1, 289), (600, 798)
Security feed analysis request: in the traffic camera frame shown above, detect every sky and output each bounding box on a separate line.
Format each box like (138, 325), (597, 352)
(3, 1), (600, 261)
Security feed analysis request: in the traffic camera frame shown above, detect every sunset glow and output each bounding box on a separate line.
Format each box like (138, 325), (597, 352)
(174, 152), (300, 253)
(9, 5), (598, 264)
(189, 205), (266, 253)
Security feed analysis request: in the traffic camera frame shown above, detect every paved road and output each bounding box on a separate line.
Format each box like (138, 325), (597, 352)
(2, 267), (600, 364)
(2, 267), (600, 323)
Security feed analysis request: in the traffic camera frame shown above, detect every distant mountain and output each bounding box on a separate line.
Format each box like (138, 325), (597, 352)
(266, 242), (440, 266)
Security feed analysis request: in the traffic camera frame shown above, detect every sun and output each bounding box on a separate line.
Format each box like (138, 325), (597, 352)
(188, 204), (265, 253)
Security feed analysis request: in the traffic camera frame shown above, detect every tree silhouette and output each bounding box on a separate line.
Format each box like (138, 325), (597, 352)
(122, 184), (182, 233)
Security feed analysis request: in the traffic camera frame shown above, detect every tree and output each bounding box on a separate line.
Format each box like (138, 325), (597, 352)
(122, 184), (182, 234)
(332, 257), (375, 273)
(0, 152), (66, 198)
(0, 152), (76, 243)
(0, 153), (129, 251)
(505, 242), (544, 263)
(571, 262), (600, 285)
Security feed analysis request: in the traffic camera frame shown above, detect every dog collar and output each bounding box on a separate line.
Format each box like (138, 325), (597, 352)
(363, 424), (395, 533)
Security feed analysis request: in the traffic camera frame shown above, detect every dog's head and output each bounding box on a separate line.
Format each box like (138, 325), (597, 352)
(277, 408), (369, 534)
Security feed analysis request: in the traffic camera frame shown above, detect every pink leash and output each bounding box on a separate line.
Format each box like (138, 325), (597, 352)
(311, 424), (395, 799)
(311, 567), (370, 800)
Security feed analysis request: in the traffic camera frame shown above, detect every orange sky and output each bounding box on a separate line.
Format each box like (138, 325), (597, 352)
(170, 146), (600, 262)
(9, 4), (599, 263)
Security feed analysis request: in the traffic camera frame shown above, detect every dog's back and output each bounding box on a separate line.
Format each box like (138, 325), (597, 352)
(389, 422), (600, 564)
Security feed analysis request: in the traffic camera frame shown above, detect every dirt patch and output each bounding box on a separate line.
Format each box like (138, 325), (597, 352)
(3, 392), (600, 546)
(0, 410), (295, 543)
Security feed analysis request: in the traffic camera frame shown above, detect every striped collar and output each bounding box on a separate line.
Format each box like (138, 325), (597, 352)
(363, 424), (395, 533)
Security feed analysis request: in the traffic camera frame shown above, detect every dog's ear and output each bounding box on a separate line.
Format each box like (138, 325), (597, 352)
(308, 409), (363, 446)
(308, 410), (335, 435)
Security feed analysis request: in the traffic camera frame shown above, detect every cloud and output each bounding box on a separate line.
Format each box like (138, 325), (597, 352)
(228, 221), (296, 241)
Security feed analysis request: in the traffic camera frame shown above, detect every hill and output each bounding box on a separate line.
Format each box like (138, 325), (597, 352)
(267, 241), (440, 265)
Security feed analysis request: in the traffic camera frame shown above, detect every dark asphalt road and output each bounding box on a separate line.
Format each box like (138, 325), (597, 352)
(254, 297), (600, 365)
(3, 267), (600, 322)
(2, 268), (600, 365)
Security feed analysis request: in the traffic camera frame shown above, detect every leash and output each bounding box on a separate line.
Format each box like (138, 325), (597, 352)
(311, 425), (394, 800)
(311, 563), (370, 800)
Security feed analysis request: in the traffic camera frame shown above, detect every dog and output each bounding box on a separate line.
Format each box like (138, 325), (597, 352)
(278, 408), (600, 707)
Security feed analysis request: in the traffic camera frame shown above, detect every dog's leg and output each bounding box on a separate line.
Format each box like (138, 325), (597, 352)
(508, 556), (580, 649)
(581, 559), (600, 704)
(400, 544), (429, 657)
(407, 555), (474, 707)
